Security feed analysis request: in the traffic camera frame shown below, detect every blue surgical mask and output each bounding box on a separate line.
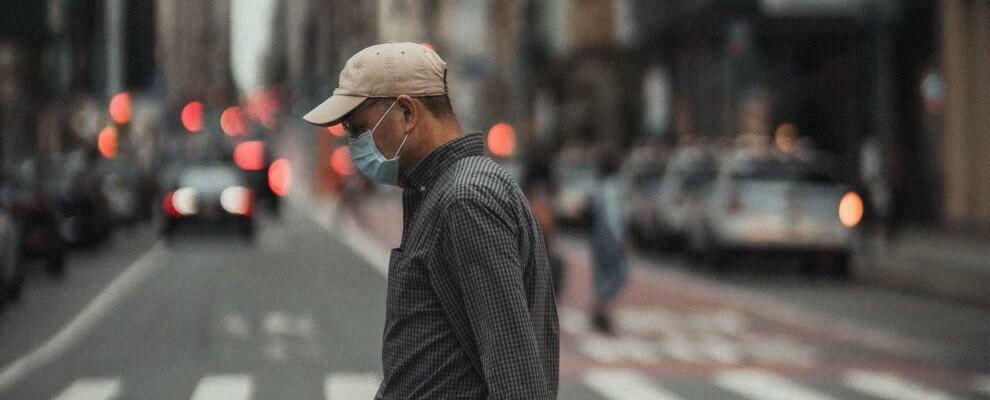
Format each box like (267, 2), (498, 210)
(348, 100), (408, 186)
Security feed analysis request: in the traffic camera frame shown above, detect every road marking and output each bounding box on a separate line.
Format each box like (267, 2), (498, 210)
(583, 369), (684, 400)
(190, 374), (254, 400)
(0, 243), (165, 395)
(310, 199), (389, 277)
(53, 378), (121, 400)
(843, 370), (958, 400)
(714, 370), (835, 400)
(325, 373), (379, 399)
(974, 375), (990, 395)
(559, 236), (936, 356)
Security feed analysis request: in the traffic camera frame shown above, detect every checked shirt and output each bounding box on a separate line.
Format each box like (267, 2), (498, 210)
(375, 133), (559, 399)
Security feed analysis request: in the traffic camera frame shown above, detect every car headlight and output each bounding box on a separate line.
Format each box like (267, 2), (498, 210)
(221, 186), (252, 216)
(839, 191), (864, 228)
(172, 187), (198, 216)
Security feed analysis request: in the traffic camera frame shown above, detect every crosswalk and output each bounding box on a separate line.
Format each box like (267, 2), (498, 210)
(48, 369), (987, 400)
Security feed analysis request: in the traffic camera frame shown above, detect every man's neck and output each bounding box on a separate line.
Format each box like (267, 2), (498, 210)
(400, 118), (463, 173)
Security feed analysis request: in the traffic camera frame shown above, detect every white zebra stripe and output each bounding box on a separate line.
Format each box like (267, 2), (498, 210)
(53, 378), (121, 400)
(714, 370), (835, 400)
(583, 369), (685, 400)
(325, 373), (379, 399)
(190, 374), (254, 400)
(843, 370), (958, 400)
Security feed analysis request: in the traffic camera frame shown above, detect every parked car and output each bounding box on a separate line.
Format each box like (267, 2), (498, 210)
(686, 152), (863, 278)
(0, 207), (24, 302)
(620, 147), (670, 248)
(634, 146), (718, 249)
(51, 150), (114, 247)
(98, 157), (145, 225)
(0, 160), (66, 277)
(161, 164), (256, 241)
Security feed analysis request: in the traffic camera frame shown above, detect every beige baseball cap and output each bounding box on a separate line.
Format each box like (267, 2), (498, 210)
(302, 42), (448, 127)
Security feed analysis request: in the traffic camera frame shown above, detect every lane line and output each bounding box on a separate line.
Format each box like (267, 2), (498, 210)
(843, 370), (958, 400)
(583, 369), (684, 400)
(0, 242), (165, 395)
(309, 198), (389, 277)
(190, 374), (254, 400)
(714, 369), (836, 400)
(324, 373), (380, 399)
(53, 377), (121, 400)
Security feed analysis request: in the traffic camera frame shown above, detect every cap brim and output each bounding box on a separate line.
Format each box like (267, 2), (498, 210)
(302, 95), (366, 127)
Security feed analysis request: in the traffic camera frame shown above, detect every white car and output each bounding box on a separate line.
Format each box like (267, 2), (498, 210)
(638, 146), (718, 249)
(687, 152), (863, 278)
(621, 148), (669, 248)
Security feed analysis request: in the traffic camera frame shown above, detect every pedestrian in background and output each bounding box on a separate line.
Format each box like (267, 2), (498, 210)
(303, 42), (558, 399)
(523, 157), (566, 299)
(589, 149), (629, 335)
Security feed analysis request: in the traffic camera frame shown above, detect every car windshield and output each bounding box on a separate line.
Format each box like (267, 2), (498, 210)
(179, 166), (241, 189)
(730, 158), (837, 183)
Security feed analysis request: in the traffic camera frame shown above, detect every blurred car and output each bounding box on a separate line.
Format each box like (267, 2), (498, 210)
(552, 147), (599, 227)
(0, 207), (24, 302)
(233, 128), (285, 216)
(161, 164), (256, 240)
(51, 151), (114, 247)
(620, 147), (669, 248)
(98, 157), (146, 225)
(686, 152), (863, 278)
(633, 146), (718, 249)
(0, 161), (66, 277)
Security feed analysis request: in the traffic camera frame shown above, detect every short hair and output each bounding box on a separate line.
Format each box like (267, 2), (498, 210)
(373, 95), (453, 119)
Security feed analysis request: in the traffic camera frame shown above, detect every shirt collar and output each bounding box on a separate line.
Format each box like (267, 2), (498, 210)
(403, 132), (485, 191)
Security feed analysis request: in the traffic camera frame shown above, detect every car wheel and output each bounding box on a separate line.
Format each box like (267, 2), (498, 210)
(239, 222), (255, 243)
(1, 243), (24, 302)
(45, 248), (66, 279)
(828, 253), (852, 281)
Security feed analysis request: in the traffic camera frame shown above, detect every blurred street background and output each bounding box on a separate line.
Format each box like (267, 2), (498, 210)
(1, 0), (989, 399)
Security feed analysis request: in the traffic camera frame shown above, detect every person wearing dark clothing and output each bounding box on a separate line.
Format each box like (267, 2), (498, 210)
(303, 42), (559, 399)
(589, 153), (629, 334)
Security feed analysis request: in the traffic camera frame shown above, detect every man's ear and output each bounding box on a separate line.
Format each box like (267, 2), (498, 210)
(395, 95), (418, 134)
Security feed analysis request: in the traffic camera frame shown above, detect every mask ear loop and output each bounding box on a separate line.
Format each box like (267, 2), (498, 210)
(369, 99), (405, 160)
(370, 100), (398, 135)
(391, 131), (410, 160)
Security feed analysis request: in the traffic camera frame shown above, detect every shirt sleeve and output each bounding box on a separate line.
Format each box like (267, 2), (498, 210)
(438, 197), (551, 399)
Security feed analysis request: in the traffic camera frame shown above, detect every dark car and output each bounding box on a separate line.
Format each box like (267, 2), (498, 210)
(0, 161), (66, 277)
(161, 164), (256, 241)
(232, 131), (283, 216)
(51, 150), (114, 247)
(0, 206), (24, 302)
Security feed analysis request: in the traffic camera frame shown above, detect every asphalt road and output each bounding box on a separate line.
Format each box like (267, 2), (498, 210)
(0, 198), (988, 399)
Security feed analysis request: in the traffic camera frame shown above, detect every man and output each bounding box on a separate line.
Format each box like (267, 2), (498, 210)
(303, 42), (559, 399)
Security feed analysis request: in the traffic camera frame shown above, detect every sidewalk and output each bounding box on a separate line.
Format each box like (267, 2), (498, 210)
(857, 227), (990, 307)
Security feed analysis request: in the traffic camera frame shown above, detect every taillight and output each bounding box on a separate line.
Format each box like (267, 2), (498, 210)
(163, 191), (181, 218)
